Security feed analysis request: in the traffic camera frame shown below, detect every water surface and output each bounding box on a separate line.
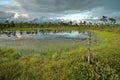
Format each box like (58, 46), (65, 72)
(0, 30), (92, 53)
(0, 30), (89, 40)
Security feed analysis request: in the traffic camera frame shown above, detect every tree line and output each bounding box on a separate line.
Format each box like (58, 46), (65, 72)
(0, 16), (118, 29)
(100, 16), (116, 24)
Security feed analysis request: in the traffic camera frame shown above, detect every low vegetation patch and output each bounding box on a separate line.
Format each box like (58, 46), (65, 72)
(0, 26), (120, 80)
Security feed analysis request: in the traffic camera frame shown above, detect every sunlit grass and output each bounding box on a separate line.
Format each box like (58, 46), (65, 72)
(0, 26), (120, 80)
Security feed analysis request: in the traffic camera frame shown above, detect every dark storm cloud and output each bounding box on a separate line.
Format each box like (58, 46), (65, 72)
(14, 0), (104, 12)
(0, 11), (14, 19)
(0, 0), (120, 21)
(0, 5), (17, 20)
(14, 0), (120, 13)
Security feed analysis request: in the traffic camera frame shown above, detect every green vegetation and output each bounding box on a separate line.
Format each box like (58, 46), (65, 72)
(0, 25), (120, 80)
(0, 16), (119, 32)
(0, 16), (120, 79)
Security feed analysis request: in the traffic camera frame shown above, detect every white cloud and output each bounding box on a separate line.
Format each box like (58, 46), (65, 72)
(0, 0), (120, 22)
(13, 12), (29, 19)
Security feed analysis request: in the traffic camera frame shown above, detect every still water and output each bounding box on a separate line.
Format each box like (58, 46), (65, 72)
(0, 30), (89, 40)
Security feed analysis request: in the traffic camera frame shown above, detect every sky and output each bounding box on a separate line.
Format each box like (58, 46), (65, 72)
(0, 0), (120, 22)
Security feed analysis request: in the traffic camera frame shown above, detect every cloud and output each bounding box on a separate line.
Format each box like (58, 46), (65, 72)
(13, 0), (120, 12)
(14, 0), (103, 13)
(13, 0), (120, 18)
(0, 0), (120, 22)
(0, 11), (14, 19)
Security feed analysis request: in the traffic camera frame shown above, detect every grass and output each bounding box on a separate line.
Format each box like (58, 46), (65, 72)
(0, 38), (87, 54)
(0, 26), (120, 80)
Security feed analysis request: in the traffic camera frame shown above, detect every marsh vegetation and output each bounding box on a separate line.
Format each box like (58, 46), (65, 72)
(0, 21), (120, 80)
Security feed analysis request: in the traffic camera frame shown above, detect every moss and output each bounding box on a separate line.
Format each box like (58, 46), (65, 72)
(0, 26), (120, 80)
